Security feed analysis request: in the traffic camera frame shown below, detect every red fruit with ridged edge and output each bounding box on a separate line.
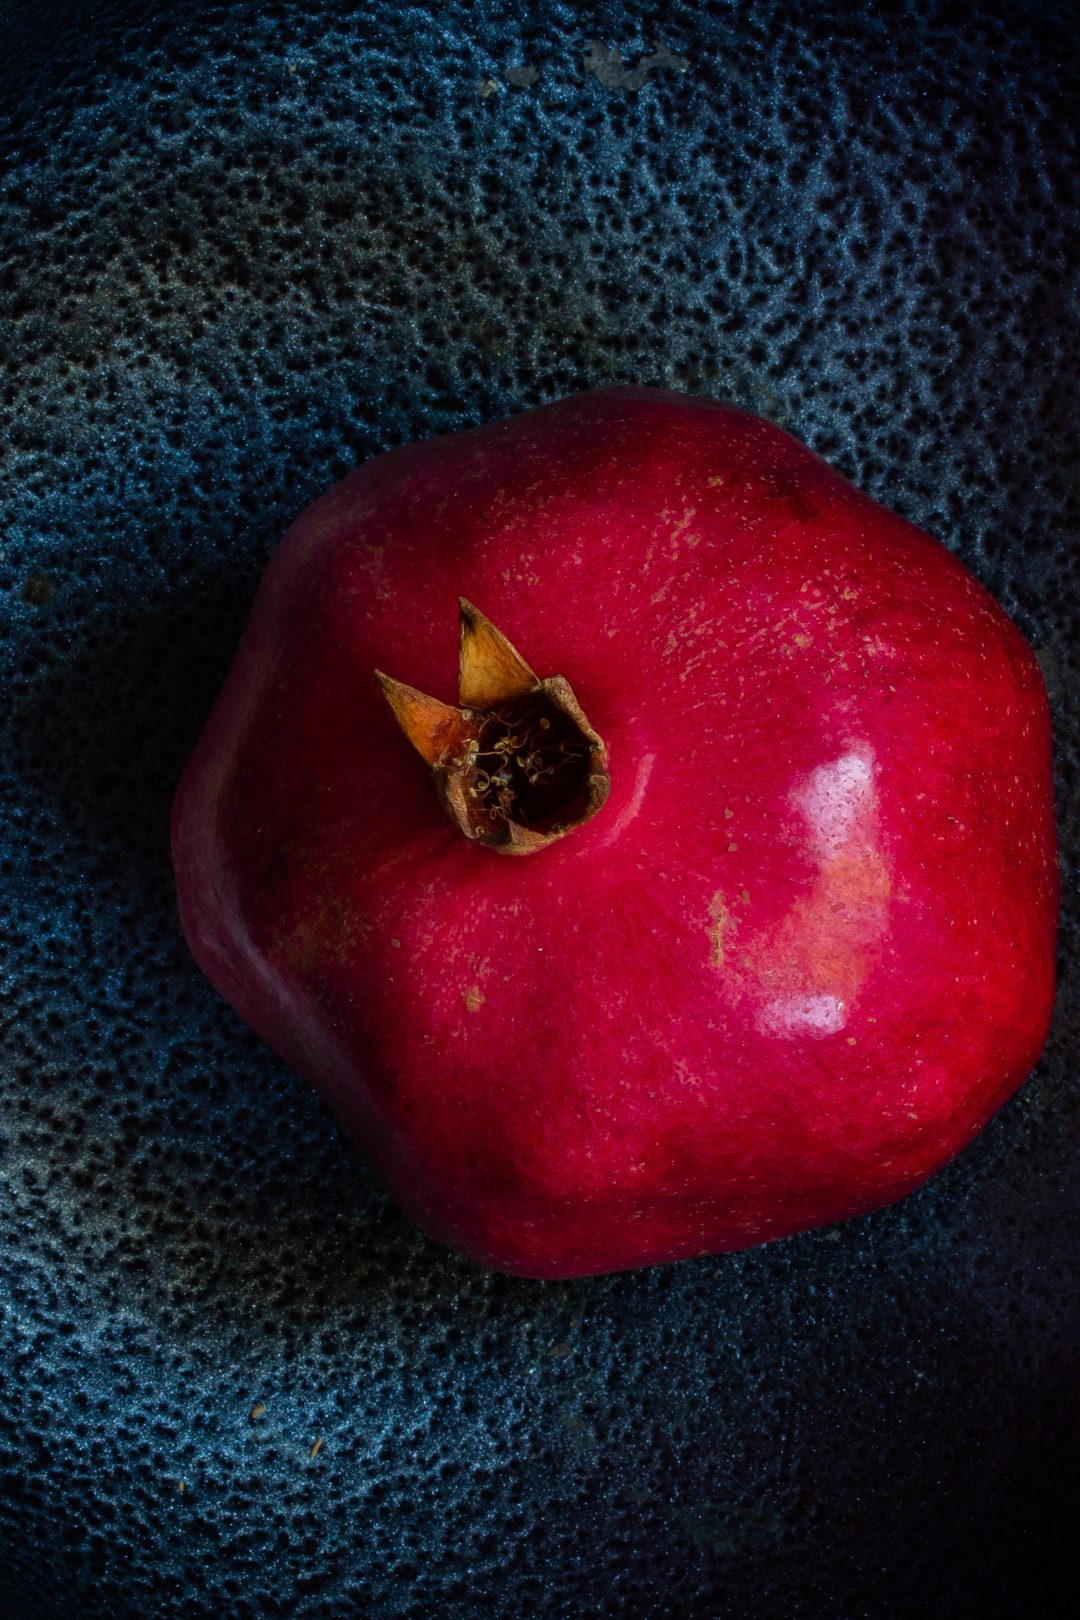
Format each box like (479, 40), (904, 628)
(171, 387), (1057, 1278)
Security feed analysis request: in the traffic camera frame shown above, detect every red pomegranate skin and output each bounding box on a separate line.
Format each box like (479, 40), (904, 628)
(172, 387), (1057, 1278)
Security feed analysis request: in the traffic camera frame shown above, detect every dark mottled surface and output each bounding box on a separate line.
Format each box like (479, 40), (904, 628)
(1, 3), (1077, 1616)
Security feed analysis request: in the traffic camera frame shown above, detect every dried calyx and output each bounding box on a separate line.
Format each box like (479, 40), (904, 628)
(376, 600), (610, 854)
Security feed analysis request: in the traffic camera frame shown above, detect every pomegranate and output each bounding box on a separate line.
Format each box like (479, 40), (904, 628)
(172, 387), (1057, 1278)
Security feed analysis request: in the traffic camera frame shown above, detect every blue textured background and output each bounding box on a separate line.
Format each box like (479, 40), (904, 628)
(1, 3), (1077, 1616)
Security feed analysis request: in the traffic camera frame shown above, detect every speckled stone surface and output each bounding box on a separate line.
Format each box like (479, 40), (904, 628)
(1, 3), (1077, 1616)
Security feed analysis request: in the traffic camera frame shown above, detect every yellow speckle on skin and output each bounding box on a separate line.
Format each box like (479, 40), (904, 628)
(724, 807), (734, 820)
(390, 937), (401, 949)
(463, 986), (485, 1012)
(708, 893), (732, 969)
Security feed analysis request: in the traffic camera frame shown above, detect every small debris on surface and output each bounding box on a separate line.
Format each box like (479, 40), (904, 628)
(672, 1502), (783, 1555)
(308, 1437), (324, 1459)
(583, 41), (689, 92)
(249, 1402), (267, 1422)
(474, 77), (501, 98)
(504, 64), (538, 88)
(1034, 645), (1064, 705)
(22, 572), (57, 606)
(560, 1411), (598, 1450)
